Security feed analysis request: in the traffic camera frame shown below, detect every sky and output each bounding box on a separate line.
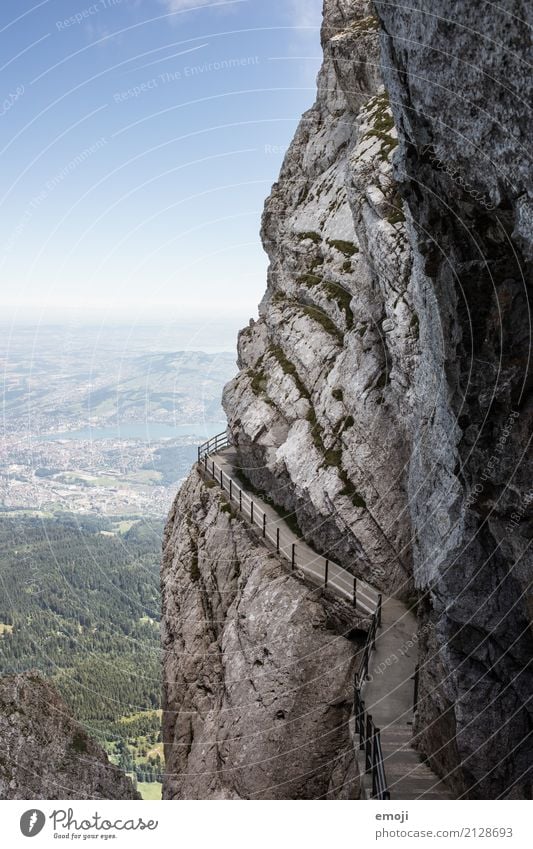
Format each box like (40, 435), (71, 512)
(0, 0), (324, 329)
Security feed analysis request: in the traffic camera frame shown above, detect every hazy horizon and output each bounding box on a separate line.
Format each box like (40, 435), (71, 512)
(0, 315), (248, 355)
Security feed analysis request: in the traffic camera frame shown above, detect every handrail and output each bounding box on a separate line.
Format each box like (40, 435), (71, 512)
(356, 593), (382, 688)
(197, 441), (378, 615)
(355, 669), (390, 800)
(198, 430), (231, 462)
(354, 594), (389, 798)
(197, 432), (389, 800)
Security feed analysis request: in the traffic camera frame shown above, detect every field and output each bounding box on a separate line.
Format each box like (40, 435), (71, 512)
(137, 782), (163, 800)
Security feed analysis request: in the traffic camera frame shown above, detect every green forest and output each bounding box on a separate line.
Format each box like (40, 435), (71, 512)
(0, 514), (164, 792)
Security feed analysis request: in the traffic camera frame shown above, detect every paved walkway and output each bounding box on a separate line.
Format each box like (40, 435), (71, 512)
(359, 597), (451, 799)
(203, 448), (451, 800)
(205, 448), (379, 616)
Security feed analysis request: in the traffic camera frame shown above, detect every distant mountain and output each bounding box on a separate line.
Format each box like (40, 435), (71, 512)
(2, 337), (236, 432)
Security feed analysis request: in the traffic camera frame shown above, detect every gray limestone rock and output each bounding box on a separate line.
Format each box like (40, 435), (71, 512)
(223, 1), (416, 598)
(161, 470), (361, 799)
(0, 673), (140, 800)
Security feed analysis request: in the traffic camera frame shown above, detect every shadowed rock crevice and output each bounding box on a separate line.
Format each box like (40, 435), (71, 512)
(374, 0), (533, 799)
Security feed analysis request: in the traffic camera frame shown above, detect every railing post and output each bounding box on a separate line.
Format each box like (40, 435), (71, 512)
(212, 461), (215, 478)
(354, 685), (362, 740)
(291, 544), (295, 570)
(204, 455), (208, 472)
(251, 501), (254, 524)
(353, 576), (357, 608)
(276, 528), (280, 553)
(365, 714), (373, 774)
(263, 513), (266, 538)
(220, 469), (223, 490)
(371, 729), (378, 798)
(372, 616), (377, 651)
(230, 479), (233, 501)
(197, 446), (201, 464)
(239, 490), (242, 511)
(324, 559), (329, 587)
(413, 663), (420, 714)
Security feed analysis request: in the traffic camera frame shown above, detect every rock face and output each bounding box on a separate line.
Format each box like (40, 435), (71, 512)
(0, 673), (140, 799)
(163, 0), (532, 800)
(223, 1), (416, 598)
(162, 471), (361, 799)
(371, 0), (533, 799)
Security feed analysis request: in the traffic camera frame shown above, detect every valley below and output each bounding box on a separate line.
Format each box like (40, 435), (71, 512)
(0, 323), (236, 798)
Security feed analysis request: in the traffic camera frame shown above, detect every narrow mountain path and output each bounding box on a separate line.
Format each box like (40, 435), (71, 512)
(361, 597), (451, 799)
(206, 447), (379, 615)
(201, 444), (451, 800)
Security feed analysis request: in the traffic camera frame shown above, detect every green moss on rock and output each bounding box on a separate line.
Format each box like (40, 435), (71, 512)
(270, 346), (309, 398)
(298, 231), (321, 244)
(363, 91), (398, 161)
(322, 281), (354, 329)
(298, 273), (323, 288)
(302, 306), (342, 342)
(327, 239), (359, 257)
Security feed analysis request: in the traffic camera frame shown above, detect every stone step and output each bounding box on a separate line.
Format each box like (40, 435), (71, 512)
(375, 726), (451, 799)
(380, 737), (416, 745)
(386, 760), (438, 777)
(393, 788), (451, 800)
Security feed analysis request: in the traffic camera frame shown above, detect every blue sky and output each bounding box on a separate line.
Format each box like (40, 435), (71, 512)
(0, 0), (323, 326)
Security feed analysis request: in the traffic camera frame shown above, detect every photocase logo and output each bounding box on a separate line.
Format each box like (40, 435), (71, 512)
(20, 810), (46, 837)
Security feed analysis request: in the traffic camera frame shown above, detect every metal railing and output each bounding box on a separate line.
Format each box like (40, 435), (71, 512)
(198, 430), (231, 462)
(198, 430), (389, 800)
(356, 593), (382, 688)
(353, 599), (390, 800)
(197, 432), (378, 615)
(354, 684), (390, 799)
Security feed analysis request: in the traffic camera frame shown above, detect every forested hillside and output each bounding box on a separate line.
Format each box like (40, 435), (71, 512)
(0, 515), (163, 789)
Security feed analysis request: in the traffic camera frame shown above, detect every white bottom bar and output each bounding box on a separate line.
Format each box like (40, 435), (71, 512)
(1, 799), (529, 848)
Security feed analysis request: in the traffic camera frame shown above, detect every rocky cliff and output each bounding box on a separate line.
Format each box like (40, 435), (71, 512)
(372, 0), (533, 799)
(0, 673), (140, 799)
(161, 470), (362, 799)
(223, 1), (416, 599)
(163, 0), (532, 800)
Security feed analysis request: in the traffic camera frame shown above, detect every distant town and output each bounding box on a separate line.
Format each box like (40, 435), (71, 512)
(0, 325), (236, 522)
